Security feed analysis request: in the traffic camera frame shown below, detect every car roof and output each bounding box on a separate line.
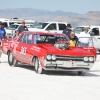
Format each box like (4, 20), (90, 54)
(36, 21), (67, 24)
(23, 31), (66, 36)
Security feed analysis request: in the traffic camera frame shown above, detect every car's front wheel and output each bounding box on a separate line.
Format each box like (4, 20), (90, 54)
(8, 52), (14, 66)
(34, 57), (44, 74)
(13, 59), (18, 67)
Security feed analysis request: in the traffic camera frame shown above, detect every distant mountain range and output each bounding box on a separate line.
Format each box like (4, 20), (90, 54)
(0, 8), (100, 27)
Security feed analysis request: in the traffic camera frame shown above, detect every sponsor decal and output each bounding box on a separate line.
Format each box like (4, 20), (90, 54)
(31, 46), (40, 52)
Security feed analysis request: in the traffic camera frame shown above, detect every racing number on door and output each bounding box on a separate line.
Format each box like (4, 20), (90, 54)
(20, 46), (27, 55)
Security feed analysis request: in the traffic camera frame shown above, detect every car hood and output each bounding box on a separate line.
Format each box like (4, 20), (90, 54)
(28, 28), (45, 31)
(38, 44), (95, 56)
(6, 29), (13, 32)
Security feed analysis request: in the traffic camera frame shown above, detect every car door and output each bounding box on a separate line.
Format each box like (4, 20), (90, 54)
(23, 33), (33, 64)
(15, 33), (26, 62)
(16, 33), (32, 64)
(90, 28), (100, 50)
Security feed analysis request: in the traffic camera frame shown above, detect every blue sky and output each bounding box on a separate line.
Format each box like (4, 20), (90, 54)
(0, 0), (100, 14)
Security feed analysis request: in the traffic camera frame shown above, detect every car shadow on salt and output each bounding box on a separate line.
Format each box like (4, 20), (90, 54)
(15, 64), (100, 77)
(44, 71), (100, 77)
(15, 64), (35, 71)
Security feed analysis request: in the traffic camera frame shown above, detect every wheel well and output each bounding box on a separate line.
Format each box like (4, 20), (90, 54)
(7, 50), (12, 55)
(32, 56), (38, 62)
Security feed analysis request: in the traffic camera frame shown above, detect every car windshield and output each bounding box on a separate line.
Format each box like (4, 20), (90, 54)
(34, 34), (68, 44)
(73, 27), (86, 34)
(6, 24), (19, 30)
(30, 22), (48, 29)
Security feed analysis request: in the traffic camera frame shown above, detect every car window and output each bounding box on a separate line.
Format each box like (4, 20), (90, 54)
(18, 33), (25, 42)
(90, 28), (99, 36)
(2, 22), (8, 28)
(27, 34), (32, 44)
(23, 34), (27, 43)
(7, 24), (19, 30)
(35, 34), (68, 44)
(73, 27), (84, 34)
(31, 22), (48, 29)
(58, 24), (66, 30)
(46, 24), (57, 30)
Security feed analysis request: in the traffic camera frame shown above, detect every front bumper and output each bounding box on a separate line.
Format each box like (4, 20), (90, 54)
(43, 60), (94, 72)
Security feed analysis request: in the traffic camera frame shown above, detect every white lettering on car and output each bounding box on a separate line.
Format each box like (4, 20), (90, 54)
(20, 46), (27, 55)
(31, 46), (40, 52)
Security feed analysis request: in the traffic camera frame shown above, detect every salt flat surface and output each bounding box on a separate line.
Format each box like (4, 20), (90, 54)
(0, 54), (100, 100)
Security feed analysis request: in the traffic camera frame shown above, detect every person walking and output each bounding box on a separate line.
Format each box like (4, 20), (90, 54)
(62, 23), (72, 38)
(79, 27), (91, 47)
(69, 31), (79, 47)
(0, 21), (6, 62)
(16, 20), (28, 36)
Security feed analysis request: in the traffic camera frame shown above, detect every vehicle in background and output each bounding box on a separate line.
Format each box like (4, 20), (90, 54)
(2, 31), (96, 75)
(28, 21), (68, 33)
(73, 25), (100, 53)
(0, 18), (35, 28)
(6, 23), (33, 38)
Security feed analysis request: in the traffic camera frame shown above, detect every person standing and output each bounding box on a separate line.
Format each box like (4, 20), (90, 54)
(79, 27), (91, 47)
(16, 20), (28, 36)
(0, 21), (6, 62)
(62, 23), (72, 38)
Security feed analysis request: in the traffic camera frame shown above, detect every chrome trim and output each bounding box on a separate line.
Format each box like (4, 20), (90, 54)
(43, 60), (95, 71)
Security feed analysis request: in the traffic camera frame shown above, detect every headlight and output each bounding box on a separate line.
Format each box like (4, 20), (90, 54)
(89, 57), (94, 62)
(84, 57), (89, 61)
(46, 55), (52, 60)
(52, 55), (56, 60)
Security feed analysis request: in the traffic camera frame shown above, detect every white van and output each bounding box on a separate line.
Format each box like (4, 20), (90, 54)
(73, 25), (100, 52)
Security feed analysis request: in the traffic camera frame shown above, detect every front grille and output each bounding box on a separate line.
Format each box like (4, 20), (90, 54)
(56, 55), (84, 61)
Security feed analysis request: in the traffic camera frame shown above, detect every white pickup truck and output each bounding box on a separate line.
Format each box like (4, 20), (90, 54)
(73, 25), (100, 52)
(28, 21), (68, 33)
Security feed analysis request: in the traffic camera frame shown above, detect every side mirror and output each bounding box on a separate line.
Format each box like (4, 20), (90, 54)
(90, 32), (94, 36)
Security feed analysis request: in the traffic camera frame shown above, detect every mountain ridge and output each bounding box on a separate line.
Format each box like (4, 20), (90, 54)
(0, 8), (100, 26)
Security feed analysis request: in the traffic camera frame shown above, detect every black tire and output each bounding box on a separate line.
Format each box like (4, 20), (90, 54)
(8, 52), (14, 66)
(13, 59), (18, 67)
(78, 71), (85, 76)
(34, 57), (44, 74)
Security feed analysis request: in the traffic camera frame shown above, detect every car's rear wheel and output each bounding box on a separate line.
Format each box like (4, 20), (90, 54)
(34, 57), (44, 74)
(78, 71), (85, 75)
(8, 52), (14, 66)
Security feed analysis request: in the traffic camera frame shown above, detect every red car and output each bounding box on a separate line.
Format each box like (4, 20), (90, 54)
(2, 31), (97, 75)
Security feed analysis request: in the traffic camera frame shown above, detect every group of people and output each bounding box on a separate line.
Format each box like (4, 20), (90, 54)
(62, 23), (91, 47)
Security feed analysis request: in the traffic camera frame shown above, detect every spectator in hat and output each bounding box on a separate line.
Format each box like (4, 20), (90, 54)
(62, 23), (72, 38)
(16, 20), (28, 36)
(79, 27), (91, 47)
(0, 21), (6, 62)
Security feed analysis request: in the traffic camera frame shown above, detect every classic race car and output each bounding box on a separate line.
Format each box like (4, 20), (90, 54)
(2, 31), (97, 75)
